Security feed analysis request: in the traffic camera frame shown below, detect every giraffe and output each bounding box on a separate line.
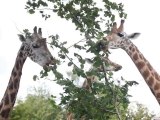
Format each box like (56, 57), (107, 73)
(0, 26), (56, 120)
(67, 56), (122, 120)
(82, 56), (122, 91)
(104, 19), (160, 104)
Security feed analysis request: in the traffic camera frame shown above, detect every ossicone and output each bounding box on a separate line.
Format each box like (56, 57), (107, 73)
(33, 26), (37, 34)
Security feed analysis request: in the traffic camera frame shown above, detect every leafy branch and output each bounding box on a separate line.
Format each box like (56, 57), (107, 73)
(26, 0), (138, 119)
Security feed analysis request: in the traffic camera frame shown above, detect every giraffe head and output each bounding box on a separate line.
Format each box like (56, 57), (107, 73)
(18, 26), (55, 67)
(105, 20), (140, 49)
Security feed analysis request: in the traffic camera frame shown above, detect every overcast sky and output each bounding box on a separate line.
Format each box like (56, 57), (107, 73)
(0, 0), (160, 115)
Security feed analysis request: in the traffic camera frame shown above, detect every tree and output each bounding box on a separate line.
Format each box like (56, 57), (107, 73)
(24, 0), (138, 119)
(10, 87), (63, 120)
(126, 102), (155, 120)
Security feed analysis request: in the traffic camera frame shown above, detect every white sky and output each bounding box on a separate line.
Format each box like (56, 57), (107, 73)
(0, 0), (160, 115)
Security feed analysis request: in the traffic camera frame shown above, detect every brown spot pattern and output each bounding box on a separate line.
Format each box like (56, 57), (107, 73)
(13, 79), (19, 89)
(4, 94), (9, 105)
(1, 108), (10, 118)
(8, 82), (14, 90)
(12, 71), (17, 77)
(133, 53), (138, 61)
(143, 70), (150, 79)
(10, 92), (16, 103)
(132, 48), (135, 52)
(157, 93), (160, 98)
(148, 76), (154, 87)
(15, 62), (19, 70)
(154, 83), (160, 90)
(129, 46), (132, 50)
(137, 61), (145, 69)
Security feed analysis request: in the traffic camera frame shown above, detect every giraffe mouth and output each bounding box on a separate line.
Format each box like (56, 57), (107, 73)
(108, 46), (117, 49)
(110, 47), (116, 49)
(50, 57), (57, 65)
(44, 57), (57, 66)
(43, 65), (57, 73)
(43, 61), (57, 71)
(114, 65), (122, 71)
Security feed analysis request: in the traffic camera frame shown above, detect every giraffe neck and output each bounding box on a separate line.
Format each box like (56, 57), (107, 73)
(123, 40), (160, 104)
(0, 45), (27, 120)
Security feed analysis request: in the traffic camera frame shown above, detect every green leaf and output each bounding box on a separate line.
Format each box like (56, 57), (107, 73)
(111, 15), (115, 22)
(28, 9), (35, 14)
(68, 62), (73, 66)
(38, 0), (48, 7)
(55, 72), (63, 79)
(33, 75), (39, 81)
(74, 44), (86, 50)
(58, 53), (66, 59)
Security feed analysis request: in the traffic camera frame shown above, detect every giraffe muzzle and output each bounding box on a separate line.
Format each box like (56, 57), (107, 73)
(114, 65), (122, 71)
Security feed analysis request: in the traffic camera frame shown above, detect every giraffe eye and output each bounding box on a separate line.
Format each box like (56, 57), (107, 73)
(117, 33), (124, 37)
(32, 43), (40, 48)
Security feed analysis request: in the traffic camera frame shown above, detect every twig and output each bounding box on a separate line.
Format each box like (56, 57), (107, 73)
(114, 94), (122, 120)
(60, 43), (88, 80)
(115, 104), (122, 120)
(102, 61), (108, 83)
(101, 56), (122, 120)
(12, 20), (25, 35)
(36, 8), (54, 11)
(67, 38), (87, 49)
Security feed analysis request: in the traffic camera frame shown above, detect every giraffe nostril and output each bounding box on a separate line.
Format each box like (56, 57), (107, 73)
(46, 62), (50, 66)
(115, 65), (122, 71)
(118, 66), (122, 70)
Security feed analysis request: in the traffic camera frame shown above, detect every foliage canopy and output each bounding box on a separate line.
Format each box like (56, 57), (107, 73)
(21, 0), (141, 119)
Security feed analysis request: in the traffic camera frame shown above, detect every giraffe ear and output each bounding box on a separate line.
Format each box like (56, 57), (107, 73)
(18, 34), (26, 42)
(128, 33), (141, 39)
